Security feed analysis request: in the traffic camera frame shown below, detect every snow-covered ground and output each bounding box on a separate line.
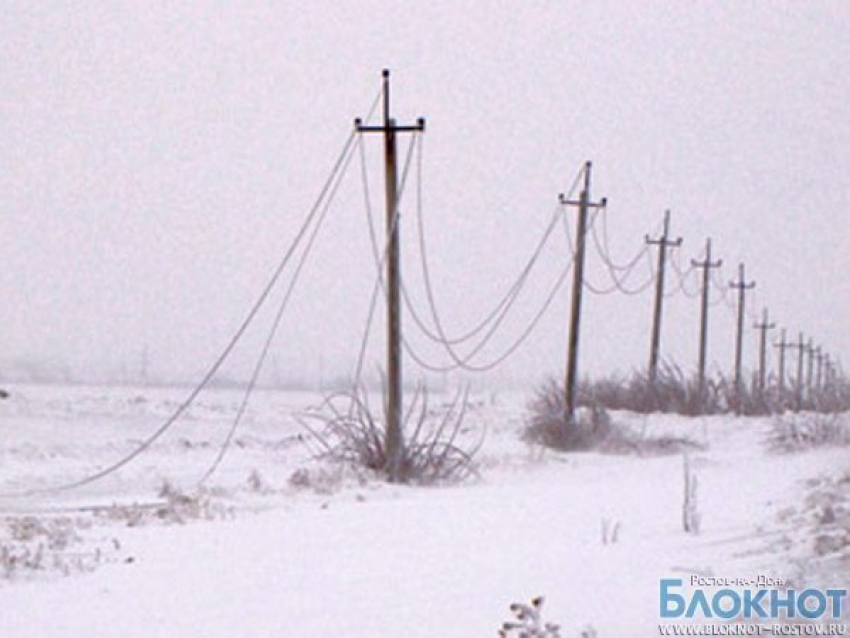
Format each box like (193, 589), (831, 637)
(0, 383), (846, 637)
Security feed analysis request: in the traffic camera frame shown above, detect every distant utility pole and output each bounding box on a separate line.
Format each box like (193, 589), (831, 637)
(823, 353), (833, 389)
(805, 339), (815, 401)
(774, 328), (792, 393)
(753, 308), (775, 394)
(646, 210), (682, 384)
(560, 162), (606, 425)
(729, 263), (756, 402)
(788, 332), (806, 411)
(691, 238), (723, 403)
(355, 69), (425, 481)
(815, 347), (824, 392)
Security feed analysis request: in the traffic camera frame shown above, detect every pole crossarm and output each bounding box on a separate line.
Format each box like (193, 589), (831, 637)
(559, 195), (607, 209)
(356, 121), (426, 134)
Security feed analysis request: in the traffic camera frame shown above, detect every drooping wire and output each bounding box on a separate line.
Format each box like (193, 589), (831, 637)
(393, 142), (578, 372)
(1, 106), (374, 499)
(197, 120), (363, 486)
(358, 134), (580, 373)
(712, 263), (738, 311)
(666, 248), (701, 299)
(358, 136), (564, 349)
(579, 209), (655, 296)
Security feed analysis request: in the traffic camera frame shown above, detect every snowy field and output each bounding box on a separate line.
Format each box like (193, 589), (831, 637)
(0, 383), (846, 637)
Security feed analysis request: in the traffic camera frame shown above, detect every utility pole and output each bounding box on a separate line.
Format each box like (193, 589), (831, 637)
(691, 238), (723, 405)
(729, 263), (756, 408)
(823, 353), (832, 389)
(753, 308), (776, 394)
(645, 210), (682, 384)
(789, 332), (806, 411)
(560, 162), (606, 426)
(815, 346), (824, 393)
(355, 69), (425, 480)
(805, 339), (815, 402)
(774, 328), (792, 393)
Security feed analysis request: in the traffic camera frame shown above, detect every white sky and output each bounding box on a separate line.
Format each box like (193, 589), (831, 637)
(1, 1), (848, 389)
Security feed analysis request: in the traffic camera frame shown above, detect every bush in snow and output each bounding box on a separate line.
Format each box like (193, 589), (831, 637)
(96, 481), (230, 527)
(498, 596), (561, 638)
(297, 384), (483, 485)
(524, 379), (615, 452)
(578, 362), (710, 416)
(0, 515), (112, 580)
(769, 412), (850, 452)
(525, 379), (700, 455)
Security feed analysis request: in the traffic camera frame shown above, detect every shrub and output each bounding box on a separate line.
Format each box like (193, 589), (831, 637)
(576, 363), (715, 416)
(499, 596), (561, 638)
(297, 384), (482, 485)
(769, 412), (850, 452)
(525, 379), (701, 455)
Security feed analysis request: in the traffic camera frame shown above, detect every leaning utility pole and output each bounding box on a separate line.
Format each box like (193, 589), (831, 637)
(753, 308), (776, 394)
(560, 162), (606, 425)
(646, 210), (682, 384)
(774, 328), (792, 393)
(729, 263), (756, 406)
(355, 69), (425, 480)
(692, 238), (723, 404)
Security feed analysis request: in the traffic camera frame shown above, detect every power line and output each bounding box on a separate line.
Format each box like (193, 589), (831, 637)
(398, 151), (576, 373)
(359, 134), (581, 373)
(581, 208), (655, 296)
(197, 120), (362, 486)
(1, 121), (370, 499)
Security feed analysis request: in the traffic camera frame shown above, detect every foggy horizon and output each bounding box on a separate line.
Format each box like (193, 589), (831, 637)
(2, 2), (848, 392)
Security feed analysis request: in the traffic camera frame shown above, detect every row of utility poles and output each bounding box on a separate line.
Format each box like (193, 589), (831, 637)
(363, 71), (840, 464)
(558, 164), (841, 422)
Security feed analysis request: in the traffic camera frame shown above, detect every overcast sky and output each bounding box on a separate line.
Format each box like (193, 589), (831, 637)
(1, 1), (848, 389)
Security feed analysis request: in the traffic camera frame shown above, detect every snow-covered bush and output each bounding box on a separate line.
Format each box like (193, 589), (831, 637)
(97, 481), (230, 527)
(524, 380), (615, 451)
(498, 596), (561, 638)
(298, 385), (482, 485)
(576, 363), (711, 416)
(770, 412), (850, 452)
(525, 380), (700, 455)
(0, 515), (110, 580)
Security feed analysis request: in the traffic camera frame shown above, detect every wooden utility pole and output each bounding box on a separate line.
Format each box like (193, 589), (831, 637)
(774, 328), (792, 393)
(753, 308), (775, 394)
(815, 346), (824, 392)
(691, 239), (722, 403)
(789, 332), (806, 411)
(645, 210), (682, 383)
(560, 162), (606, 425)
(805, 339), (815, 401)
(729, 263), (755, 404)
(355, 69), (425, 480)
(823, 353), (833, 389)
